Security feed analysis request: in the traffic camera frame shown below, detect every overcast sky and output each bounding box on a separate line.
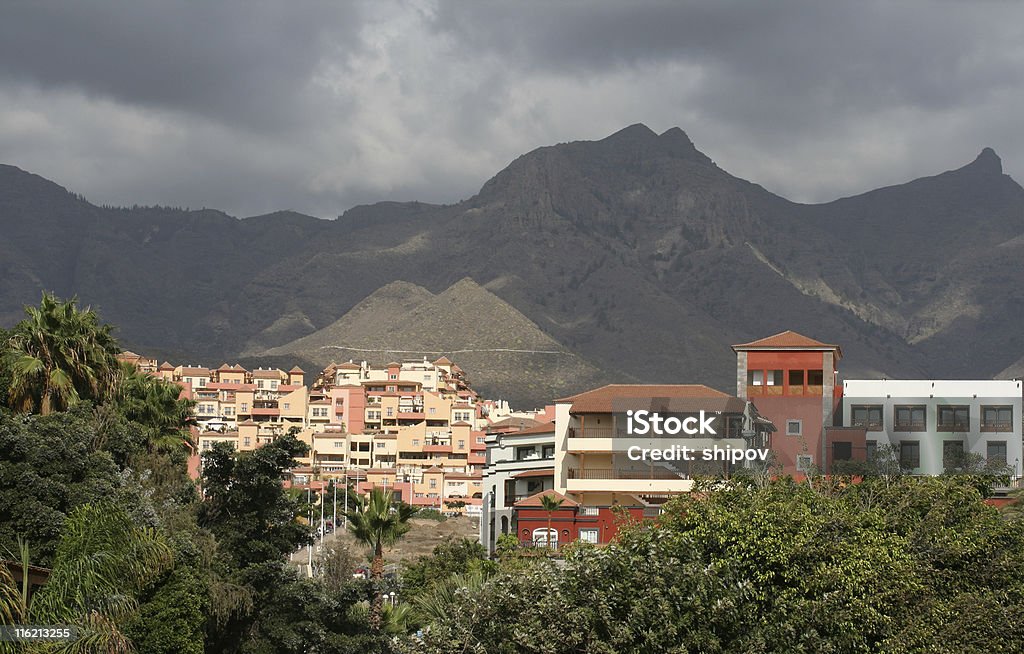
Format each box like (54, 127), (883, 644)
(1, 1), (1022, 218)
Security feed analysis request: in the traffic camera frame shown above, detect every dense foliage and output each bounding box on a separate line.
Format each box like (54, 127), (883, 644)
(417, 477), (1024, 654)
(6, 294), (1024, 653)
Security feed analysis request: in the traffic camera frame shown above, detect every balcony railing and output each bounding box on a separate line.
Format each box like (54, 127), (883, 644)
(982, 422), (1013, 432)
(567, 468), (685, 480)
(567, 426), (615, 438)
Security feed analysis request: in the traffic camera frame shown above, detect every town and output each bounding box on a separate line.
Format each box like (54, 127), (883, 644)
(119, 328), (1024, 555)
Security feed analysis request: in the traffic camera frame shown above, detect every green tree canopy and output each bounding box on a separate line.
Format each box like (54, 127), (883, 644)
(5, 293), (119, 414)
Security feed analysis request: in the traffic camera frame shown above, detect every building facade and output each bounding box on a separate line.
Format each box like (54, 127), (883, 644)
(840, 379), (1023, 477)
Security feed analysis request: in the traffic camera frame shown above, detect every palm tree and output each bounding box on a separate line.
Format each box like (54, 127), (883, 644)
(346, 487), (417, 631)
(0, 503), (172, 652)
(115, 363), (196, 453)
(5, 293), (119, 414)
(539, 493), (565, 550)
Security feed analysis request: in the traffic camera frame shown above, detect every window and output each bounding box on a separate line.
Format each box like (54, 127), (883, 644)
(241, 403), (248, 412)
(412, 439), (420, 447)
(386, 407), (394, 417)
(543, 445), (555, 458)
(283, 403), (290, 410)
(895, 405), (926, 432)
(257, 380), (264, 389)
(271, 380), (278, 389)
(866, 440), (877, 460)
(476, 436), (485, 444)
(796, 454), (813, 472)
(832, 442), (852, 461)
(334, 441), (343, 449)
(851, 405), (883, 430)
(532, 528), (557, 549)
(900, 441), (920, 469)
(387, 386), (396, 392)
(766, 370), (783, 386)
(243, 437), (251, 447)
(943, 440), (965, 470)
(748, 370), (764, 386)
(982, 406), (1013, 431)
(516, 446), (536, 461)
(788, 369), (805, 386)
(390, 374), (397, 380)
(429, 479), (437, 489)
(988, 441), (1008, 466)
(937, 406), (970, 432)
(807, 370), (824, 386)
(458, 440), (465, 449)
(429, 407), (436, 415)
(579, 528), (599, 544)
(202, 440), (212, 451)
(786, 420), (802, 436)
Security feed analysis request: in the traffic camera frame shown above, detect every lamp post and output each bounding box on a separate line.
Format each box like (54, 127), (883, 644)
(306, 486), (312, 569)
(343, 468), (349, 528)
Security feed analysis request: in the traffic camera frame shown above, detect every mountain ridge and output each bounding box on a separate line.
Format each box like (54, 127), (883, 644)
(2, 125), (1022, 406)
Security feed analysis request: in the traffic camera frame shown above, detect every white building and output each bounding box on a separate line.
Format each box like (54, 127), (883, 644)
(479, 422), (556, 554)
(841, 379), (1023, 477)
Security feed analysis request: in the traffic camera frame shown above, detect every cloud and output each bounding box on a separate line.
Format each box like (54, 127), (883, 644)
(0, 0), (1022, 216)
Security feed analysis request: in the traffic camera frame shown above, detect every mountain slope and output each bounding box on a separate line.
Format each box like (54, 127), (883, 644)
(262, 278), (611, 406)
(2, 125), (1024, 406)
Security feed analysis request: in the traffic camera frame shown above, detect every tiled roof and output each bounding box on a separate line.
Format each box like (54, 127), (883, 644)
(433, 356), (453, 365)
(488, 416), (540, 430)
(731, 330), (841, 354)
(506, 421), (555, 436)
(512, 468), (555, 478)
(513, 489), (578, 508)
(556, 384), (736, 413)
(159, 361), (174, 370)
(337, 362), (361, 370)
(289, 366), (305, 373)
(251, 369), (284, 378)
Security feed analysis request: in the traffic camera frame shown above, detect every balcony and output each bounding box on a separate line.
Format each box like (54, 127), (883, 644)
(982, 421), (1013, 432)
(567, 468), (684, 480)
(568, 426), (615, 438)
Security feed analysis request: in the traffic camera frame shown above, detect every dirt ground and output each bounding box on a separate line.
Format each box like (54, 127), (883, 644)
(297, 515), (480, 568)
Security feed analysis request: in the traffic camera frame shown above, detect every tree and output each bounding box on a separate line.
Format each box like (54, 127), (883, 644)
(0, 406), (124, 565)
(5, 293), (119, 415)
(418, 477), (1024, 653)
(346, 488), (417, 631)
(114, 363), (196, 454)
(0, 503), (172, 652)
(539, 493), (564, 549)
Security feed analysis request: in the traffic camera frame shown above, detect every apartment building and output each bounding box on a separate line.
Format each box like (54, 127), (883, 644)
(295, 356), (494, 514)
(733, 331), (842, 476)
(840, 379), (1023, 477)
(552, 384), (773, 505)
(480, 421), (556, 553)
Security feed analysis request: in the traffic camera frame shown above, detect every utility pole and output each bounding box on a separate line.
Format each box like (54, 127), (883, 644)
(343, 469), (349, 528)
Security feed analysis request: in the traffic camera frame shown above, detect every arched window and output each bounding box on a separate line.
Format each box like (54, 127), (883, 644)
(500, 516), (509, 534)
(532, 528), (557, 549)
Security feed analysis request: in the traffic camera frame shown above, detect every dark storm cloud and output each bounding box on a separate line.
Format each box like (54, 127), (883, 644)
(0, 1), (363, 130)
(0, 1), (1021, 216)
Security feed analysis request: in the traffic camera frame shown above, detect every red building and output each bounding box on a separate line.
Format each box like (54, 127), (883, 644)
(732, 331), (842, 476)
(512, 490), (644, 548)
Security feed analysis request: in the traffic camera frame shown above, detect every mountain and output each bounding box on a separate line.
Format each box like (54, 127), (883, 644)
(259, 278), (611, 405)
(2, 125), (1023, 407)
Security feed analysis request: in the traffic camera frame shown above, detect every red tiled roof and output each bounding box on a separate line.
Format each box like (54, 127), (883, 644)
(289, 366), (305, 373)
(159, 361), (174, 370)
(507, 421), (555, 436)
(556, 384), (733, 413)
(731, 330), (841, 355)
(337, 362), (361, 370)
(512, 468), (555, 479)
(514, 489), (578, 508)
(251, 369), (284, 379)
(217, 363), (232, 371)
(433, 356), (453, 365)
